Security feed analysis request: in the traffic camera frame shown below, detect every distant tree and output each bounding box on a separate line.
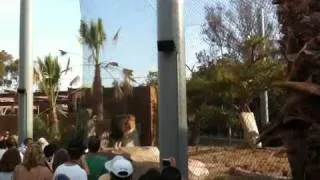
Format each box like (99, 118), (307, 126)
(112, 68), (136, 113)
(201, 0), (278, 61)
(0, 50), (13, 79)
(190, 0), (282, 147)
(79, 18), (120, 134)
(5, 59), (19, 79)
(188, 56), (286, 147)
(145, 71), (158, 86)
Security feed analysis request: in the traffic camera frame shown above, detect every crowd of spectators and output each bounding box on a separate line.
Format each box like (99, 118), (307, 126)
(0, 113), (182, 180)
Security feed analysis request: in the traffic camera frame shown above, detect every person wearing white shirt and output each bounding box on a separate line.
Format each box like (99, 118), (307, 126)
(53, 138), (88, 180)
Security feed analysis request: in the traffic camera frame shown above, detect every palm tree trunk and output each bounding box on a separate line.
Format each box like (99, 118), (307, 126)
(93, 64), (105, 135)
(51, 105), (59, 140)
(123, 96), (128, 113)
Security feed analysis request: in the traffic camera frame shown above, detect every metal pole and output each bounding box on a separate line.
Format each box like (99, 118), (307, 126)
(18, 0), (33, 144)
(157, 0), (188, 178)
(259, 8), (269, 127)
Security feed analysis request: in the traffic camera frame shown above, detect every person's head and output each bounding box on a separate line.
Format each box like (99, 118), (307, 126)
(5, 135), (18, 148)
(67, 138), (85, 161)
(105, 156), (134, 180)
(87, 136), (101, 153)
(160, 167), (182, 180)
(0, 139), (6, 149)
(52, 148), (70, 172)
(44, 143), (59, 160)
(0, 148), (21, 172)
(38, 137), (48, 151)
(55, 174), (71, 180)
(23, 138), (33, 146)
(23, 143), (45, 171)
(138, 168), (161, 180)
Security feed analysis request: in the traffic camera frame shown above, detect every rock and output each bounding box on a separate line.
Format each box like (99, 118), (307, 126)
(121, 147), (160, 179)
(120, 147), (209, 180)
(125, 146), (160, 161)
(188, 159), (210, 180)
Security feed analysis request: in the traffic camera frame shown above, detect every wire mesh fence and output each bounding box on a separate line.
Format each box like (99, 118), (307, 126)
(187, 144), (290, 179)
(0, 0), (294, 179)
(115, 144), (291, 180)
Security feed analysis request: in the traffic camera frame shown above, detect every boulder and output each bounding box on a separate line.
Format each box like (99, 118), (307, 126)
(188, 159), (210, 180)
(118, 146), (209, 180)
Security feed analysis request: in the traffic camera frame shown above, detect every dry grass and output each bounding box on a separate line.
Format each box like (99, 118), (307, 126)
(188, 146), (290, 178)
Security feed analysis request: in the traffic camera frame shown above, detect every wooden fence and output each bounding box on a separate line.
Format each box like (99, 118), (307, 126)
(0, 86), (157, 146)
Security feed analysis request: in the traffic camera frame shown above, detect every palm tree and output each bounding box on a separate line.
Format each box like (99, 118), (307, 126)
(79, 18), (120, 134)
(34, 55), (62, 139)
(79, 18), (106, 135)
(260, 0), (320, 179)
(113, 68), (136, 113)
(34, 55), (78, 140)
(5, 59), (19, 79)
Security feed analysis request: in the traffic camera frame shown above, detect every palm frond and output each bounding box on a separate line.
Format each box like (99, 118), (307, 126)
(69, 76), (80, 87)
(58, 49), (67, 56)
(79, 18), (106, 65)
(61, 58), (71, 74)
(35, 55), (61, 93)
(112, 80), (124, 101)
(113, 27), (121, 45)
(57, 106), (68, 117)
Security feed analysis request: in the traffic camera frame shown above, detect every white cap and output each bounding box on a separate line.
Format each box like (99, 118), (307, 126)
(105, 155), (133, 178)
(38, 137), (48, 150)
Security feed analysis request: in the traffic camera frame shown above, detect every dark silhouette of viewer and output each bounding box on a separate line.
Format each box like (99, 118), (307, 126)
(44, 143), (59, 171)
(53, 137), (88, 179)
(0, 148), (21, 180)
(5, 136), (17, 149)
(52, 148), (70, 173)
(138, 168), (161, 180)
(160, 167), (182, 180)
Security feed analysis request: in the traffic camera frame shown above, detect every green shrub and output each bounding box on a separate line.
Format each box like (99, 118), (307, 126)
(33, 115), (49, 140)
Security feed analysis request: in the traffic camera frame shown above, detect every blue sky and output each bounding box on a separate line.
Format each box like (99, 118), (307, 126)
(0, 0), (209, 89)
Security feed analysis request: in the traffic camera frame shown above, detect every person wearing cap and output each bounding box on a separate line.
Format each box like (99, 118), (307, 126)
(98, 155), (133, 180)
(38, 137), (49, 151)
(53, 138), (88, 180)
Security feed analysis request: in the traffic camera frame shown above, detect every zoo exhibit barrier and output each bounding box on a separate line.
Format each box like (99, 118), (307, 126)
(98, 145), (291, 180)
(76, 0), (291, 179)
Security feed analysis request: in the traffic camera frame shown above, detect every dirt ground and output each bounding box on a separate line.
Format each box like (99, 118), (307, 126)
(188, 146), (291, 179)
(102, 146), (291, 180)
